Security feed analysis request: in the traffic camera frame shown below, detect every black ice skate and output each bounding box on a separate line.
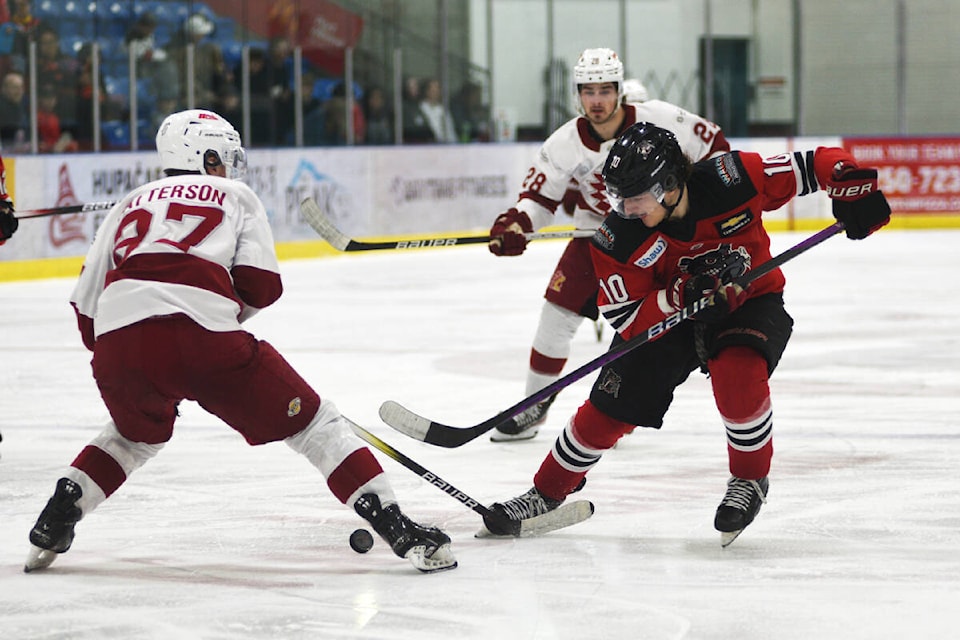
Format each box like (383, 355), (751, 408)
(714, 476), (769, 547)
(490, 393), (558, 442)
(24, 478), (83, 572)
(354, 493), (457, 573)
(482, 486), (563, 536)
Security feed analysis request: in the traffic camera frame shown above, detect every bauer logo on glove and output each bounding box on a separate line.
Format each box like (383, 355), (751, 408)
(826, 164), (891, 240)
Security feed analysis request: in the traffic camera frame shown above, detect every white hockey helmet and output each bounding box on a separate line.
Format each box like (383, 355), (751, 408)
(622, 78), (649, 103)
(573, 47), (624, 97)
(156, 109), (247, 181)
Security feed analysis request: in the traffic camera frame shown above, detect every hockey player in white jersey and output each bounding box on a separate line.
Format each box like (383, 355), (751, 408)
(24, 109), (456, 574)
(487, 47), (730, 441)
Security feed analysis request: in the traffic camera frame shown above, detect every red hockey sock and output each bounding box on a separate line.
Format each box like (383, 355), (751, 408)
(709, 346), (774, 479)
(534, 400), (632, 500)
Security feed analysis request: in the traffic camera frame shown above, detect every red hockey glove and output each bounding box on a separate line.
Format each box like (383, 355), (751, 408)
(826, 164), (891, 240)
(0, 199), (17, 243)
(668, 273), (746, 323)
(488, 207), (533, 256)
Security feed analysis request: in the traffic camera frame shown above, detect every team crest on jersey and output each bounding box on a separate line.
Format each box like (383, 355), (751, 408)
(714, 155), (742, 186)
(714, 209), (754, 237)
(597, 370), (621, 398)
(633, 236), (667, 268)
(549, 268), (566, 293)
(287, 397), (302, 417)
(678, 244), (750, 281)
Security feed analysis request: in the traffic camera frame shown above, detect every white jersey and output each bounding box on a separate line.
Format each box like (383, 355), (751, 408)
(515, 101), (729, 231)
(71, 173), (281, 345)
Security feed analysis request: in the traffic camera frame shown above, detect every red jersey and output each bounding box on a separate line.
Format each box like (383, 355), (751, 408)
(0, 154), (9, 203)
(591, 146), (855, 340)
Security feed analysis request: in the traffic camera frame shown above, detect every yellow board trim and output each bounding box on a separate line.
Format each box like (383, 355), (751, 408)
(1, 217), (958, 283)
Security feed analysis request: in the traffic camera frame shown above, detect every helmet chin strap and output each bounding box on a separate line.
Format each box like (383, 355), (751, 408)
(662, 183), (685, 221)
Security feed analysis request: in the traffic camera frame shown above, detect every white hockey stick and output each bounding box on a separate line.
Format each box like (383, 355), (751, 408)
(300, 197), (593, 251)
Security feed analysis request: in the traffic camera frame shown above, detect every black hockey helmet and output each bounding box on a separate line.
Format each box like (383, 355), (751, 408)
(602, 121), (686, 211)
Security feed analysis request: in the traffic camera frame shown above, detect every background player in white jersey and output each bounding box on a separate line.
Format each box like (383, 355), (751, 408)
(487, 47), (730, 441)
(24, 110), (456, 574)
(482, 122), (890, 546)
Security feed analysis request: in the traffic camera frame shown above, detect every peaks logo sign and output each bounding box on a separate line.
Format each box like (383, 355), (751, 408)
(285, 158), (355, 239)
(49, 164), (86, 248)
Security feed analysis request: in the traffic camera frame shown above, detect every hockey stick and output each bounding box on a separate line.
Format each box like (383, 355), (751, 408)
(15, 201), (118, 220)
(347, 418), (594, 536)
(300, 196), (593, 251)
(380, 221), (846, 448)
(348, 418), (495, 519)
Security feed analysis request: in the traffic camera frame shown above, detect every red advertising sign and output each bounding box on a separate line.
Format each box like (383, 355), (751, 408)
(204, 0), (364, 74)
(843, 137), (960, 214)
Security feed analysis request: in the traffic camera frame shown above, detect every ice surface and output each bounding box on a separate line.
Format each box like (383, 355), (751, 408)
(1, 229), (958, 639)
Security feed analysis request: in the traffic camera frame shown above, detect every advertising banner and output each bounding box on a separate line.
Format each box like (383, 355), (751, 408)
(843, 137), (960, 214)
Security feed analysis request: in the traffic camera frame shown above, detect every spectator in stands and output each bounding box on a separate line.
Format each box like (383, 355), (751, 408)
(73, 43), (114, 150)
(419, 77), (456, 143)
(401, 75), (431, 144)
(265, 36), (294, 145)
(318, 81), (365, 146)
(0, 69), (27, 150)
(169, 12), (233, 114)
(36, 24), (79, 134)
(451, 81), (490, 142)
(1, 0), (44, 74)
(295, 70), (325, 146)
(239, 39), (293, 147)
(37, 82), (78, 153)
(124, 12), (179, 114)
(266, 36), (294, 91)
(362, 85), (393, 145)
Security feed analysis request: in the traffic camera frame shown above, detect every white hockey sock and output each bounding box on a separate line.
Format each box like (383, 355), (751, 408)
(527, 301), (584, 395)
(530, 301), (583, 362)
(285, 400), (396, 507)
(66, 421), (165, 517)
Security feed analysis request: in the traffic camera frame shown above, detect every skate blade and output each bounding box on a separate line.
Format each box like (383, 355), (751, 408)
(720, 529), (744, 548)
(476, 500), (594, 538)
(24, 545), (59, 573)
(489, 428), (539, 442)
(405, 543), (458, 573)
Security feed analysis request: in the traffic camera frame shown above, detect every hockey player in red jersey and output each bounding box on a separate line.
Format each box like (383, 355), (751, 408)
(0, 154), (17, 245)
(24, 109), (456, 574)
(487, 47), (730, 441)
(482, 122), (890, 546)
(0, 154), (15, 451)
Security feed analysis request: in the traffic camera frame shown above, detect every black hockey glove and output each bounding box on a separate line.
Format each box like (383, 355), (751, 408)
(826, 165), (891, 240)
(668, 273), (745, 324)
(0, 199), (17, 242)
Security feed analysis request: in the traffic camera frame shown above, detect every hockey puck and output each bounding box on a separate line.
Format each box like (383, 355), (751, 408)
(349, 528), (374, 553)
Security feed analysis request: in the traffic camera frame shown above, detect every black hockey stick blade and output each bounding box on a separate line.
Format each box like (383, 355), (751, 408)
(380, 221), (846, 447)
(299, 196), (592, 252)
(16, 201), (118, 220)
